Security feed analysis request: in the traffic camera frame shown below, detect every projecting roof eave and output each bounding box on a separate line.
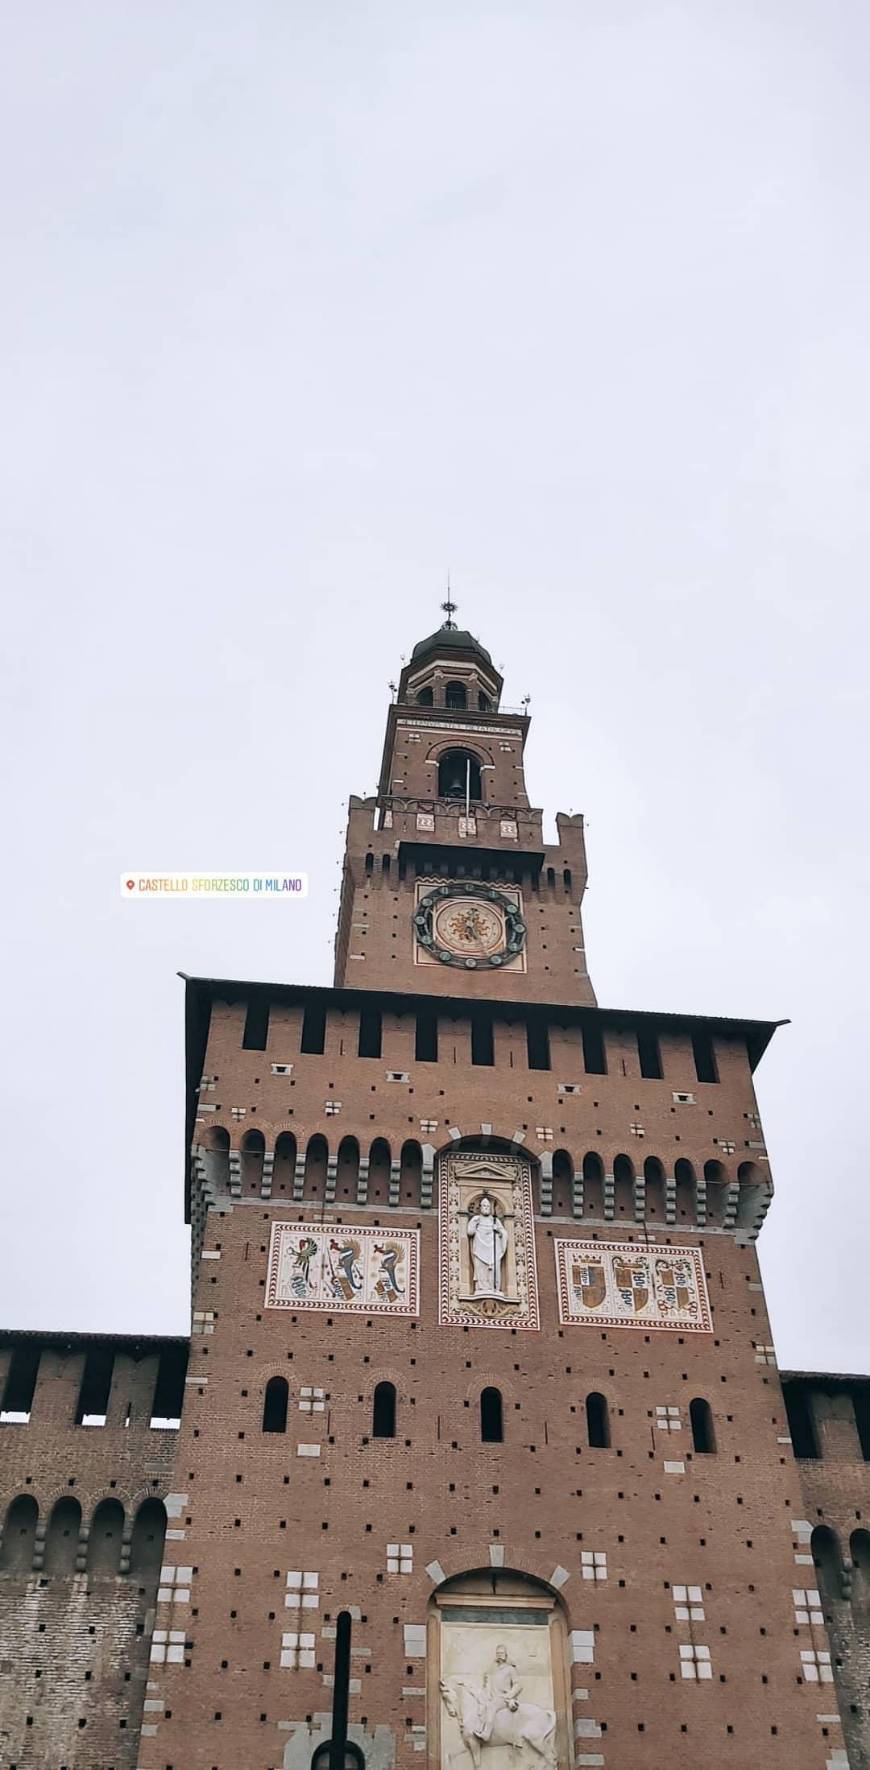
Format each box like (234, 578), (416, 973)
(179, 971), (787, 1222)
(0, 1327), (189, 1351)
(780, 1368), (870, 1389)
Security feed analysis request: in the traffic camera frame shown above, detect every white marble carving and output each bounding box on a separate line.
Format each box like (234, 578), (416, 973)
(439, 1625), (557, 1770)
(439, 1151), (539, 1331)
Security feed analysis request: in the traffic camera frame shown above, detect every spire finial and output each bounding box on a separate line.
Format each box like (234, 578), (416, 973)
(441, 574), (458, 630)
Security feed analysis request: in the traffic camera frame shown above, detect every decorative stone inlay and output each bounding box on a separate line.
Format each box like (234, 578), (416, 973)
(554, 1240), (712, 1333)
(439, 1150), (540, 1332)
(265, 1222), (420, 1316)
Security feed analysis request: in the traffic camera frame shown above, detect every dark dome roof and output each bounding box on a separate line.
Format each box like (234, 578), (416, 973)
(410, 626), (494, 668)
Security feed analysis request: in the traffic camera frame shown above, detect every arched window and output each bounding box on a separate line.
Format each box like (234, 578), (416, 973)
(87, 1499), (125, 1574)
(811, 1525), (842, 1601)
(480, 1387), (504, 1443)
(400, 1139), (423, 1203)
(478, 692), (492, 712)
(675, 1157), (696, 1222)
(372, 1381), (396, 1438)
(130, 1498), (166, 1575)
(613, 1154), (635, 1217)
(0, 1494), (38, 1572)
(689, 1397), (716, 1453)
(586, 1392), (610, 1449)
(850, 1529), (870, 1605)
(445, 680), (467, 710)
(368, 1137), (391, 1201)
(263, 1376), (289, 1434)
(551, 1149), (574, 1217)
(44, 1497), (82, 1574)
(241, 1128), (265, 1195)
(273, 1130), (297, 1196)
(364, 852), (374, 875)
(582, 1151), (604, 1218)
(438, 749), (481, 800)
(337, 1135), (360, 1197)
(417, 686), (434, 707)
(644, 1156), (666, 1222)
(304, 1133), (329, 1202)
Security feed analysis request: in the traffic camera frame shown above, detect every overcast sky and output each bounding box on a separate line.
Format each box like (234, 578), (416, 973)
(1, 2), (868, 1372)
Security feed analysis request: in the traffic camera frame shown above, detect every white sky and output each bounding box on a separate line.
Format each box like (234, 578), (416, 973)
(1, 2), (868, 1372)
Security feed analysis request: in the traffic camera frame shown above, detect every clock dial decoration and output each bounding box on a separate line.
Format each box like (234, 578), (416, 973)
(413, 882), (526, 970)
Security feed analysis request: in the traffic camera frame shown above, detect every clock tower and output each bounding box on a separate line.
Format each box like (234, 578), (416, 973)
(334, 611), (596, 1006)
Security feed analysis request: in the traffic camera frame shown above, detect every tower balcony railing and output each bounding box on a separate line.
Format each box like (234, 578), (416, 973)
(376, 796), (541, 834)
(400, 701), (531, 719)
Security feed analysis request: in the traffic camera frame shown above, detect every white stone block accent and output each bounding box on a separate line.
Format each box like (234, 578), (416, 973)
(800, 1648), (833, 1683)
(387, 1542), (413, 1574)
(663, 1460), (685, 1474)
(150, 1628), (186, 1665)
(286, 1571), (320, 1609)
(673, 1583), (704, 1621)
(570, 1630), (595, 1665)
(793, 1587), (823, 1626)
(679, 1643), (712, 1679)
(281, 1631), (316, 1669)
(549, 1565), (570, 1589)
(404, 1624), (427, 1658)
(581, 1551), (607, 1582)
(489, 1544), (505, 1567)
(164, 1493), (188, 1519)
(426, 1560), (447, 1585)
(297, 1443), (321, 1457)
(574, 1719), (602, 1737)
(656, 1405), (681, 1431)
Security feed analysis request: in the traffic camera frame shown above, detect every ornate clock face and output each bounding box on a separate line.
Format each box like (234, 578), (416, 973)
(413, 883), (526, 970)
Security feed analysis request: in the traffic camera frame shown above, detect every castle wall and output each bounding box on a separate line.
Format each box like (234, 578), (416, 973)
(0, 1335), (185, 1769)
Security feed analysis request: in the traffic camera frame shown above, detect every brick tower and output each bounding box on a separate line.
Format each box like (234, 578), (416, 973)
(18, 612), (860, 1770)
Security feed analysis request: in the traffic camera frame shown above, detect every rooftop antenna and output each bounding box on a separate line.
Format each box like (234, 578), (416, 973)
(441, 574), (458, 630)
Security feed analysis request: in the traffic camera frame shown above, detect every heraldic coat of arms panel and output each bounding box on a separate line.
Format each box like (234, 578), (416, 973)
(554, 1239), (711, 1333)
(265, 1222), (420, 1316)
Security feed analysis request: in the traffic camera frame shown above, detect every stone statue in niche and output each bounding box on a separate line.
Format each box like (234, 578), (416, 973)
(467, 1193), (508, 1297)
(440, 1643), (557, 1769)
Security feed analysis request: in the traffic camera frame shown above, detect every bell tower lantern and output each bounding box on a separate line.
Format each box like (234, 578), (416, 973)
(333, 606), (596, 1006)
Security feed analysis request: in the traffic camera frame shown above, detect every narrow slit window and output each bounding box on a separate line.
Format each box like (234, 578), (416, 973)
(586, 1391), (610, 1449)
(415, 1010), (438, 1063)
(0, 1345), (40, 1423)
(263, 1376), (289, 1434)
(689, 1397), (716, 1454)
(471, 1011), (494, 1067)
(300, 1003), (326, 1055)
(75, 1346), (114, 1427)
(243, 996), (270, 1051)
(526, 1016), (551, 1072)
(480, 1387), (504, 1443)
(784, 1384), (819, 1460)
(582, 1021), (607, 1075)
(691, 1029), (718, 1084)
(637, 1026), (662, 1079)
(372, 1381), (396, 1438)
(358, 1007), (382, 1059)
